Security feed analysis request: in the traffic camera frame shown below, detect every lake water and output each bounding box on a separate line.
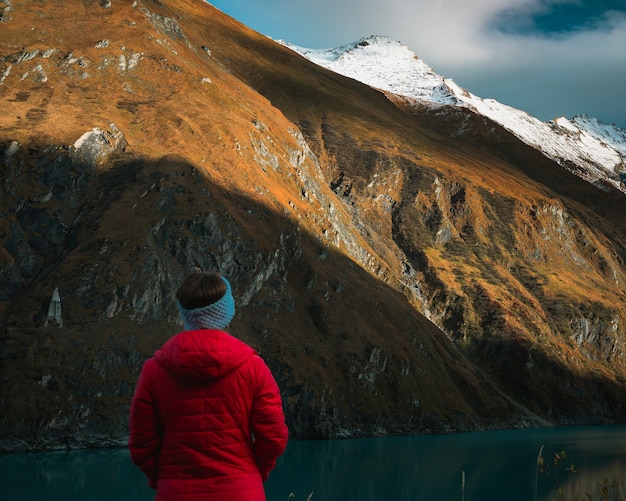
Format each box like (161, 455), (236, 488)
(1, 425), (625, 500)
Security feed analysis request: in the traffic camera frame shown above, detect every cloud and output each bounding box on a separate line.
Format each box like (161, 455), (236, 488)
(441, 8), (626, 122)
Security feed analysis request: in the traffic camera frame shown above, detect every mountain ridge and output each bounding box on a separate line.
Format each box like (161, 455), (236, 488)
(2, 0), (626, 451)
(280, 35), (626, 193)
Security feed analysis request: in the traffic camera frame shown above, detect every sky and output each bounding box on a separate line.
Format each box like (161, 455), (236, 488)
(207, 0), (626, 129)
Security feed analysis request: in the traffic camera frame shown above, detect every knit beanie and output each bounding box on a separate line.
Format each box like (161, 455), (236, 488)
(177, 277), (235, 330)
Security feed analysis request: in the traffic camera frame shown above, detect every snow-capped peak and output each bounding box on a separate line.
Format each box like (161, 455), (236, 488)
(280, 35), (626, 193)
(282, 36), (460, 106)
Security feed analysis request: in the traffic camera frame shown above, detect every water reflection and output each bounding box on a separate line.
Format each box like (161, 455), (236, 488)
(0, 448), (152, 501)
(265, 425), (626, 501)
(0, 425), (625, 501)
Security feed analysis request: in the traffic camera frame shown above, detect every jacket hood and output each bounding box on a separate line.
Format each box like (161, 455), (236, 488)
(154, 329), (255, 380)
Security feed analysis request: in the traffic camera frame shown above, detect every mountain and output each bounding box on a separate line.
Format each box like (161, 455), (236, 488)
(281, 36), (626, 192)
(2, 1), (626, 451)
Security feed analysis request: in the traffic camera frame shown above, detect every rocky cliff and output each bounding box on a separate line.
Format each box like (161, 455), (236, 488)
(1, 0), (626, 451)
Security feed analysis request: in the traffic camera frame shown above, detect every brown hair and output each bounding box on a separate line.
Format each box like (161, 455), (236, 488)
(176, 272), (226, 310)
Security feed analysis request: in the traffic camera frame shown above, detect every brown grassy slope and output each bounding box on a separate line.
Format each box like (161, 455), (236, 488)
(2, 0), (626, 448)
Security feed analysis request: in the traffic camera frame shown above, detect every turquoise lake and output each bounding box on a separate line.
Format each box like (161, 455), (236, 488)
(1, 425), (625, 500)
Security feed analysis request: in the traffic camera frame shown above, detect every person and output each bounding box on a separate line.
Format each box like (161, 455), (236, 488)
(129, 271), (288, 501)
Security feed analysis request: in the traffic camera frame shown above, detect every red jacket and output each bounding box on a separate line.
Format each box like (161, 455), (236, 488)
(129, 329), (288, 501)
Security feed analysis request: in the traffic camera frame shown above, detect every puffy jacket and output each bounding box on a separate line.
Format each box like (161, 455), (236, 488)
(129, 329), (289, 501)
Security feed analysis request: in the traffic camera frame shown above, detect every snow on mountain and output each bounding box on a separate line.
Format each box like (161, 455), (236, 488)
(280, 36), (626, 193)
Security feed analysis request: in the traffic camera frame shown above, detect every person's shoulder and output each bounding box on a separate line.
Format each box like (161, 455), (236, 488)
(142, 355), (157, 367)
(248, 351), (267, 365)
(140, 356), (159, 377)
(245, 352), (275, 377)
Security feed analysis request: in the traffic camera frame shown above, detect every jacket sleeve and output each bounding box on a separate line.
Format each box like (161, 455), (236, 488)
(250, 355), (289, 481)
(128, 359), (161, 489)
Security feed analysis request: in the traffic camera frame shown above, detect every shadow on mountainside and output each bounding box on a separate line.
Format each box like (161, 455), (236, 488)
(1, 146), (625, 451)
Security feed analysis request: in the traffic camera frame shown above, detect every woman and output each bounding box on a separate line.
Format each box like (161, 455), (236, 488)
(129, 271), (288, 500)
